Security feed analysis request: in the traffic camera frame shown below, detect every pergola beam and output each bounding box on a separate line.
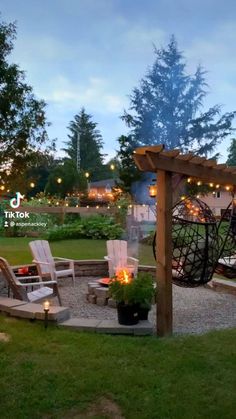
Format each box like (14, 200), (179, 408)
(133, 150), (236, 185)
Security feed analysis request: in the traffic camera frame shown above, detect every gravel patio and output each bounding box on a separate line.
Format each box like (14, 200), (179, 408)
(57, 277), (236, 335)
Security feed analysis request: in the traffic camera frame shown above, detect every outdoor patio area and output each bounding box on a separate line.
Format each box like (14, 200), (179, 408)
(1, 264), (236, 335)
(1, 275), (233, 335)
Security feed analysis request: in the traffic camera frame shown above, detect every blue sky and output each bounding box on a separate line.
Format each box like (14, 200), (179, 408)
(1, 0), (235, 161)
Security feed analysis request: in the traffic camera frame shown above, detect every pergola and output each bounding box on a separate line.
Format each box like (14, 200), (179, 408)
(133, 144), (236, 337)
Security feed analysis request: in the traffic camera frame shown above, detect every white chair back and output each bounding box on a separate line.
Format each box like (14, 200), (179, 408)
(29, 240), (55, 277)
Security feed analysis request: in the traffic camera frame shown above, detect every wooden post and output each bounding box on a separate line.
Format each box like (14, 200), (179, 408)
(156, 170), (173, 336)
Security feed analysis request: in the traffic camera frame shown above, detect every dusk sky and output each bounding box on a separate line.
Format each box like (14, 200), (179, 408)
(1, 0), (235, 161)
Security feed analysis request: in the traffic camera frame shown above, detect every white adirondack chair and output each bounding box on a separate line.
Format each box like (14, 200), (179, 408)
(104, 240), (139, 277)
(0, 257), (62, 305)
(29, 240), (75, 285)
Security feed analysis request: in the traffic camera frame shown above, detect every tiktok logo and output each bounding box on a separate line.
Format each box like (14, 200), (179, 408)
(10, 192), (24, 209)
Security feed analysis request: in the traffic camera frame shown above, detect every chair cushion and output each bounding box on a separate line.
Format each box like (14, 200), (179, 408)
(218, 257), (236, 268)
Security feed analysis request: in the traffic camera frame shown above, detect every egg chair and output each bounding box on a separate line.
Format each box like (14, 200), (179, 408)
(215, 200), (236, 278)
(153, 197), (220, 287)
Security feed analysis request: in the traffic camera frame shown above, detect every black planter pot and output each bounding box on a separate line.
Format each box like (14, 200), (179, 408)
(138, 306), (150, 321)
(117, 302), (139, 325)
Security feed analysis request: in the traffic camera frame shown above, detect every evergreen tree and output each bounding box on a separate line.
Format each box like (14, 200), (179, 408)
(63, 108), (105, 181)
(122, 36), (235, 156)
(116, 135), (141, 193)
(226, 138), (236, 166)
(0, 18), (52, 179)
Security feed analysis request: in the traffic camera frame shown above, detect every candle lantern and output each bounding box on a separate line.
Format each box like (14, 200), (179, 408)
(149, 184), (157, 198)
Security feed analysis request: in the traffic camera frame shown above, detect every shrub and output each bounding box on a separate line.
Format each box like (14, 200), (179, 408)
(45, 215), (124, 241)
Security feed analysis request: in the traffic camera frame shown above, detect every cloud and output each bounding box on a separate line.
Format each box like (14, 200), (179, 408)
(40, 75), (126, 114)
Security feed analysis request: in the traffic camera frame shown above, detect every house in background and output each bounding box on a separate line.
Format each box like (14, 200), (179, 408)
(88, 179), (116, 202)
(200, 190), (232, 217)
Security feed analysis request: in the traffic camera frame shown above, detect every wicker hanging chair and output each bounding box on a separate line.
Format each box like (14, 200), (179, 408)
(215, 200), (236, 278)
(153, 197), (220, 287)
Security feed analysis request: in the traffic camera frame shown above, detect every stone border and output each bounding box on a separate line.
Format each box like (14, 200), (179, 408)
(0, 296), (153, 335)
(207, 277), (236, 295)
(59, 318), (153, 335)
(0, 297), (70, 322)
(13, 261), (156, 279)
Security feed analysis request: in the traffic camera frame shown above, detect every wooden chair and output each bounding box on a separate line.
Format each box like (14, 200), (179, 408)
(0, 257), (62, 305)
(29, 240), (75, 285)
(104, 240), (139, 277)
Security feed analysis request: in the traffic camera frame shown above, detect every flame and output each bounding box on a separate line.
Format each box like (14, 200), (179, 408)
(116, 268), (132, 284)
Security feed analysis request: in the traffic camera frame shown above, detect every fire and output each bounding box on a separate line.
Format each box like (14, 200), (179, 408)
(116, 268), (132, 284)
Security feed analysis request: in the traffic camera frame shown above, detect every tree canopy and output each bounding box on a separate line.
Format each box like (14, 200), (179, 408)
(116, 135), (141, 193)
(226, 138), (236, 166)
(122, 36), (235, 157)
(63, 108), (105, 181)
(0, 17), (53, 183)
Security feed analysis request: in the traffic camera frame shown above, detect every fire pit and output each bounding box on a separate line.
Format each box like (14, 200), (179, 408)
(98, 278), (111, 287)
(87, 267), (134, 307)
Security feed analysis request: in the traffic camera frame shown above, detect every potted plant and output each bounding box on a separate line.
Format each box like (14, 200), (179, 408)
(109, 271), (155, 325)
(133, 272), (155, 320)
(109, 276), (139, 325)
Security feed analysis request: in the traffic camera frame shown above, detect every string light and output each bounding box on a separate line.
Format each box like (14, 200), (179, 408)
(57, 177), (62, 184)
(30, 182), (35, 188)
(0, 185), (5, 191)
(225, 185), (231, 191)
(181, 195), (186, 200)
(187, 178), (191, 183)
(216, 184), (220, 189)
(209, 183), (214, 188)
(197, 181), (202, 186)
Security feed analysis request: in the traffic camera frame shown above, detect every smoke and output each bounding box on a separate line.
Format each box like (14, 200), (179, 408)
(131, 173), (156, 205)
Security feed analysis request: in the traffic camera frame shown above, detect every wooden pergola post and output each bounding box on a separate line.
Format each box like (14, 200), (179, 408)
(156, 170), (173, 336)
(133, 144), (236, 338)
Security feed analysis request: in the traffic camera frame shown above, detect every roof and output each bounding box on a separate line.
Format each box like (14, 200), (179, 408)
(89, 178), (116, 188)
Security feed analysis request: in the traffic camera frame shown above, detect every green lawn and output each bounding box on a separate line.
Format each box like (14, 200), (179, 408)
(0, 237), (156, 266)
(0, 316), (235, 419)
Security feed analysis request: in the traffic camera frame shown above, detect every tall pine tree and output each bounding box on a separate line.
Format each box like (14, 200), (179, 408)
(122, 36), (235, 156)
(63, 108), (105, 181)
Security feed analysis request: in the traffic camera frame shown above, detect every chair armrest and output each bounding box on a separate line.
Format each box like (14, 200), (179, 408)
(104, 256), (111, 261)
(127, 257), (139, 263)
(33, 259), (51, 266)
(54, 257), (74, 270)
(18, 275), (41, 282)
(53, 257), (74, 262)
(18, 280), (57, 287)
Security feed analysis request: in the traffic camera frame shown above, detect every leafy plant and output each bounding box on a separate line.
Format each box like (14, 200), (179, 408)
(132, 272), (155, 309)
(109, 278), (138, 304)
(109, 272), (155, 307)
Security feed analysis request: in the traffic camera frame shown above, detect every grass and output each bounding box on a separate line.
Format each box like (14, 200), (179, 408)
(0, 316), (235, 419)
(0, 237), (156, 266)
